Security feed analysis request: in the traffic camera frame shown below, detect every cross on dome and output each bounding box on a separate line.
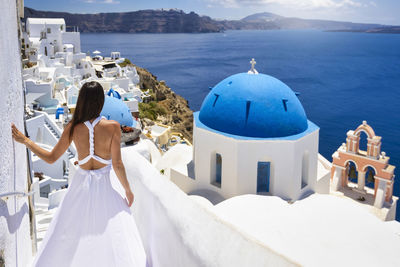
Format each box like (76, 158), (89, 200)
(250, 58), (256, 68)
(248, 58), (259, 74)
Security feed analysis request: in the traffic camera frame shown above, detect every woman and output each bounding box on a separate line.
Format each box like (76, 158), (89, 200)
(12, 81), (147, 267)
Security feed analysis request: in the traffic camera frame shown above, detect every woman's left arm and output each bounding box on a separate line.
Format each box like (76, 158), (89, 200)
(11, 123), (72, 164)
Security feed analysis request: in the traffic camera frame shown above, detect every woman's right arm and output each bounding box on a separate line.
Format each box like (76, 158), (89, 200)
(11, 123), (72, 164)
(110, 121), (134, 207)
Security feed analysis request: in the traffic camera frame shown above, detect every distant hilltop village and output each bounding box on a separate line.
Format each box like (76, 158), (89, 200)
(1, 1), (400, 267)
(23, 7), (400, 33)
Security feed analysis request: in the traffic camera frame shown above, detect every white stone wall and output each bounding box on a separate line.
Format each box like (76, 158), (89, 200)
(192, 122), (319, 201)
(25, 114), (70, 179)
(25, 80), (52, 95)
(121, 147), (299, 267)
(26, 19), (65, 51)
(193, 126), (238, 199)
(62, 32), (81, 53)
(0, 0), (33, 266)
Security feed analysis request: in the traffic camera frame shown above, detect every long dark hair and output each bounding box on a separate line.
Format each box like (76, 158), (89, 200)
(69, 81), (105, 139)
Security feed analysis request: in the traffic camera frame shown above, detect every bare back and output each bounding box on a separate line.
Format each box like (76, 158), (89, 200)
(72, 117), (119, 170)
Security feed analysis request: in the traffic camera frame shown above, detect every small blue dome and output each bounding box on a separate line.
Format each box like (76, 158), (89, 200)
(101, 95), (135, 127)
(199, 73), (308, 138)
(107, 88), (121, 99)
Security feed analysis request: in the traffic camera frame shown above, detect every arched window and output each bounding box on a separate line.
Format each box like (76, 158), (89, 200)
(301, 151), (309, 188)
(257, 161), (270, 193)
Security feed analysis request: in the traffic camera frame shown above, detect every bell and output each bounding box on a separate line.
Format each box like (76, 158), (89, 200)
(367, 170), (375, 183)
(349, 165), (357, 179)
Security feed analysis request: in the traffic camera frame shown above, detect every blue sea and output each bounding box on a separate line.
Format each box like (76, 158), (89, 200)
(81, 30), (400, 219)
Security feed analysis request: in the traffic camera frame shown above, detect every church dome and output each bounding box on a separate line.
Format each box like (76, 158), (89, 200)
(198, 72), (308, 138)
(101, 95), (135, 127)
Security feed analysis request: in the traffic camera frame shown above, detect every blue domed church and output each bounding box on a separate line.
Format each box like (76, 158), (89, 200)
(171, 61), (326, 202)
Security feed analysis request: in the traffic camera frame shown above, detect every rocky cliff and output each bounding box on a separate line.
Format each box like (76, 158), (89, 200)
(24, 7), (223, 33)
(329, 26), (400, 34)
(240, 12), (384, 31)
(134, 65), (193, 142)
(24, 7), (392, 33)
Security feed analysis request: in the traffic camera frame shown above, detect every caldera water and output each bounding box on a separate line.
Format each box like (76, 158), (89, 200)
(81, 30), (400, 219)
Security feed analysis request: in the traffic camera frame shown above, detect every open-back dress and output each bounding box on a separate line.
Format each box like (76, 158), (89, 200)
(32, 116), (147, 267)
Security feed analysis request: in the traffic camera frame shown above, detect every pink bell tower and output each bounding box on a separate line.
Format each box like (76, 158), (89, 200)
(331, 121), (395, 209)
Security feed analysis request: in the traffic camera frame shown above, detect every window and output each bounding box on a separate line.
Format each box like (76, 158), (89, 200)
(257, 162), (270, 193)
(47, 28), (51, 34)
(301, 151), (309, 188)
(211, 153), (222, 188)
(40, 184), (50, 198)
(63, 160), (67, 175)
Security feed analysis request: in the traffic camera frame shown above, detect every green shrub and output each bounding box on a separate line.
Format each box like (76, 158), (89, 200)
(139, 101), (166, 120)
(118, 58), (132, 67)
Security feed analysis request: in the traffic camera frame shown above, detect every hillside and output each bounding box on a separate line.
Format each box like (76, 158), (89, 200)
(366, 26), (400, 33)
(23, 7), (223, 33)
(134, 65), (193, 142)
(23, 7), (393, 33)
(330, 26), (400, 34)
(240, 12), (384, 31)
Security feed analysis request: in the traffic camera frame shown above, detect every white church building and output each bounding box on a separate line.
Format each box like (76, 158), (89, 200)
(171, 62), (330, 202)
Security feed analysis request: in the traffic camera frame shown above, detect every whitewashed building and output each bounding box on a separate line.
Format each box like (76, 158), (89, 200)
(4, 1), (400, 266)
(25, 18), (81, 59)
(171, 64), (330, 202)
(21, 18), (141, 114)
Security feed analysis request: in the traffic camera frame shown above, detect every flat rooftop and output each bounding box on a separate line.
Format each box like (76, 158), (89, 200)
(211, 193), (400, 267)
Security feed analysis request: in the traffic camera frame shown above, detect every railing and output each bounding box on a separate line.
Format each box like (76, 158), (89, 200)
(65, 26), (79, 32)
(39, 111), (76, 157)
(0, 190), (35, 201)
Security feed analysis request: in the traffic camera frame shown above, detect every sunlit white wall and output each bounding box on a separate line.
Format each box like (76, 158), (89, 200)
(0, 0), (33, 265)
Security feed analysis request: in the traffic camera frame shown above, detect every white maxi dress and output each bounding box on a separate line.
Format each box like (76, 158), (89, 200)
(32, 116), (147, 267)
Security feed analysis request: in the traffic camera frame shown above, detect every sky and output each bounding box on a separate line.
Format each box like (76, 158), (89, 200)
(24, 0), (400, 25)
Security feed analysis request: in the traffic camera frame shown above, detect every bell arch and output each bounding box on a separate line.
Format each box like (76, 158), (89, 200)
(357, 131), (369, 153)
(332, 121), (395, 209)
(344, 159), (358, 171)
(344, 160), (358, 184)
(361, 164), (378, 174)
(345, 121), (381, 158)
(363, 166), (376, 189)
(354, 123), (375, 139)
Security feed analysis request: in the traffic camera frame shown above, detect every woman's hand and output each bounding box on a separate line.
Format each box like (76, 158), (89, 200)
(125, 189), (134, 207)
(11, 124), (27, 144)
